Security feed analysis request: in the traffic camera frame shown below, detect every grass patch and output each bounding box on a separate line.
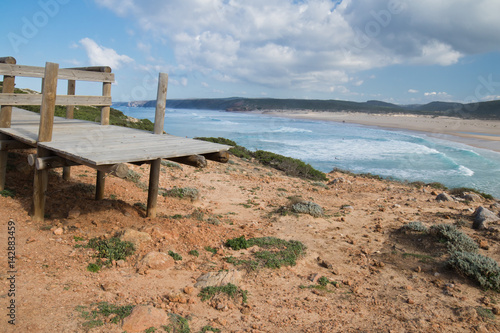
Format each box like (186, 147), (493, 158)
(225, 236), (306, 269)
(200, 325), (221, 332)
(0, 188), (15, 198)
(198, 283), (248, 303)
(168, 250), (183, 261)
(162, 314), (190, 333)
(75, 302), (133, 328)
(189, 250), (200, 257)
(204, 246), (218, 255)
(85, 237), (135, 272)
(402, 253), (435, 263)
(476, 306), (496, 320)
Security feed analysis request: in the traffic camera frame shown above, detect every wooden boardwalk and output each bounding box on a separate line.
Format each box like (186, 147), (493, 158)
(2, 107), (230, 166)
(0, 58), (231, 221)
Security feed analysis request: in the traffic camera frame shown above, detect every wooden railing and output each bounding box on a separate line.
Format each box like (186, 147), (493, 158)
(0, 57), (116, 220)
(0, 56), (177, 221)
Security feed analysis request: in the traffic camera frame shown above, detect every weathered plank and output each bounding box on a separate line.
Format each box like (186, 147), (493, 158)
(0, 64), (114, 82)
(0, 75), (16, 128)
(0, 94), (112, 106)
(38, 62), (59, 143)
(0, 139), (31, 151)
(154, 73), (169, 134)
(63, 80), (76, 180)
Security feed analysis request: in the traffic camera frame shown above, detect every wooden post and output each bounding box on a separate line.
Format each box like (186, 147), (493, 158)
(147, 72), (169, 218)
(33, 62), (59, 222)
(0, 57), (16, 191)
(0, 134), (7, 191)
(95, 80), (112, 200)
(63, 80), (76, 180)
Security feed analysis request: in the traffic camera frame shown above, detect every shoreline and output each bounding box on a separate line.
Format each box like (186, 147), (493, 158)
(246, 110), (500, 153)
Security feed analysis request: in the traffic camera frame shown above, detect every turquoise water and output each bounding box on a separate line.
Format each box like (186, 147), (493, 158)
(116, 106), (500, 198)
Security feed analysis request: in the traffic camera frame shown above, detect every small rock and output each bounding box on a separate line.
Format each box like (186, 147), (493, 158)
(116, 260), (126, 267)
(121, 305), (169, 333)
(479, 240), (489, 250)
(67, 207), (81, 219)
(26, 237), (36, 244)
(195, 269), (243, 288)
(183, 286), (195, 295)
(463, 192), (483, 202)
(436, 193), (454, 202)
(120, 229), (152, 247)
(317, 257), (333, 269)
(53, 228), (64, 236)
(136, 252), (175, 273)
(308, 273), (321, 283)
(473, 206), (500, 230)
(407, 298), (415, 304)
(492, 307), (499, 315)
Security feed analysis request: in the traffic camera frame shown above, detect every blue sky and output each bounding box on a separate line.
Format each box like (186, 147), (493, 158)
(2, 0), (500, 104)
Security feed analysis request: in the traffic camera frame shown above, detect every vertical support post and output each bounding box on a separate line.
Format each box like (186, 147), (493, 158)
(0, 57), (16, 191)
(95, 81), (112, 200)
(33, 62), (59, 222)
(147, 73), (168, 218)
(63, 80), (76, 181)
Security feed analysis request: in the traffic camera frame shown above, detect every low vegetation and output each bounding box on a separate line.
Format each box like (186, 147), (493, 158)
(447, 252), (500, 291)
(225, 236), (306, 270)
(75, 302), (133, 329)
(400, 221), (500, 291)
(161, 187), (199, 201)
(196, 137), (327, 181)
(198, 283), (248, 304)
(85, 237), (135, 272)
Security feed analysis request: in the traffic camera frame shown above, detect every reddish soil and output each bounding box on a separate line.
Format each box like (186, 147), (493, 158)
(1, 150), (499, 332)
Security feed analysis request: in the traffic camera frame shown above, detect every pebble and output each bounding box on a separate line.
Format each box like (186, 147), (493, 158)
(53, 228), (64, 235)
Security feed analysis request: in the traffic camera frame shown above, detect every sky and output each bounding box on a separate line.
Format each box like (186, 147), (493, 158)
(1, 0), (500, 104)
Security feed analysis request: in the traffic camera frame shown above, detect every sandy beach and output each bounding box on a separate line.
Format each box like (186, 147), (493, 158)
(255, 111), (500, 153)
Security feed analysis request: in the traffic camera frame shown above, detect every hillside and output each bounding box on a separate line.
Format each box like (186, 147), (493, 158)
(1, 149), (499, 332)
(114, 97), (500, 120)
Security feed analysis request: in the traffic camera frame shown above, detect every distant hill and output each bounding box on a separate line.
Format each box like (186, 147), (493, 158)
(113, 97), (500, 120)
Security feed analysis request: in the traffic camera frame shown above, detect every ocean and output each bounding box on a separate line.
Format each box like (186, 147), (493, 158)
(116, 106), (500, 199)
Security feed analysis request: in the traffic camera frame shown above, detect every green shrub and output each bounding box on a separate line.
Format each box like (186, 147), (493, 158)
(430, 224), (478, 253)
(401, 221), (429, 233)
(168, 251), (183, 261)
(189, 250), (199, 257)
(225, 236), (249, 250)
(448, 251), (500, 291)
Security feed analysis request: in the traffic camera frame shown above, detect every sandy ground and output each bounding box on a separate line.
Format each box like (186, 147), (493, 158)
(1, 150), (500, 332)
(254, 111), (500, 153)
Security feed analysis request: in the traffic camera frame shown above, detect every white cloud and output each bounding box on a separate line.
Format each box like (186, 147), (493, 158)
(95, 0), (500, 94)
(79, 38), (134, 69)
(408, 89), (419, 93)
